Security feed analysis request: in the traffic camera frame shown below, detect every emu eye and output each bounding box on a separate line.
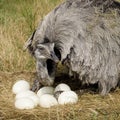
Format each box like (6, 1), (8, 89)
(38, 47), (44, 51)
(37, 44), (45, 51)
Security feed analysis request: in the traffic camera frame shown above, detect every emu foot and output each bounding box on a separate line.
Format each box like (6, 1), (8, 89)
(31, 79), (42, 92)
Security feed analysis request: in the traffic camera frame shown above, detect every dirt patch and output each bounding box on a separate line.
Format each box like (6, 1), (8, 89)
(0, 72), (120, 120)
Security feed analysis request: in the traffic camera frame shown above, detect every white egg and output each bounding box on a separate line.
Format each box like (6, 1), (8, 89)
(58, 91), (78, 105)
(15, 90), (36, 99)
(54, 83), (71, 93)
(15, 98), (35, 109)
(28, 95), (39, 106)
(37, 86), (54, 98)
(12, 80), (30, 94)
(39, 94), (58, 108)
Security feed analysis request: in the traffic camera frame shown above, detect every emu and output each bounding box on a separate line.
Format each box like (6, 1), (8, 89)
(24, 0), (120, 95)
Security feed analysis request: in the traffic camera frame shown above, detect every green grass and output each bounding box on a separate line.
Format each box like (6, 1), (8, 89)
(0, 0), (63, 72)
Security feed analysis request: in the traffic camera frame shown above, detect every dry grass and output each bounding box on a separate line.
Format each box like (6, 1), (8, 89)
(0, 0), (120, 120)
(0, 0), (63, 72)
(0, 72), (120, 120)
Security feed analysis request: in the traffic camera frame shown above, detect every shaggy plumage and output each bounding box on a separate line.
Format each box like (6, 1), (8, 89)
(25, 0), (120, 95)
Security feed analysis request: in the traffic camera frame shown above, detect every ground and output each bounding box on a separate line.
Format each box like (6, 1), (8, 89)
(0, 72), (120, 120)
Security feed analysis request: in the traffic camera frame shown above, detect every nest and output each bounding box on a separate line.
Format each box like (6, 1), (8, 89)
(0, 72), (120, 120)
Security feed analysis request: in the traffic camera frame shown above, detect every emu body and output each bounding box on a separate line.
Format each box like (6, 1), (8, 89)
(25, 0), (120, 95)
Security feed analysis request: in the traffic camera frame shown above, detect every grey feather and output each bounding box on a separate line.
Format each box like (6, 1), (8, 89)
(26, 0), (120, 95)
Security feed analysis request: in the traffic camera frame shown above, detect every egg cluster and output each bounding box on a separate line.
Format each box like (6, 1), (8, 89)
(12, 80), (78, 109)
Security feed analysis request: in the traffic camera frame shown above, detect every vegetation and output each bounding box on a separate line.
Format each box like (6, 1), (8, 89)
(0, 0), (63, 72)
(0, 72), (120, 120)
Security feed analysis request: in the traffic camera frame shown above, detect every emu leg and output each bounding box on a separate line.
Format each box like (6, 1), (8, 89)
(98, 81), (107, 96)
(31, 79), (42, 92)
(98, 81), (112, 96)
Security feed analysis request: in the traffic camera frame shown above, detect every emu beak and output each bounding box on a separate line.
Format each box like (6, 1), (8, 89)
(50, 51), (59, 63)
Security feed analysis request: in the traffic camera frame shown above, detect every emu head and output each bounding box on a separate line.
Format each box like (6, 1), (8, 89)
(34, 43), (59, 62)
(24, 31), (60, 86)
(34, 43), (59, 86)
